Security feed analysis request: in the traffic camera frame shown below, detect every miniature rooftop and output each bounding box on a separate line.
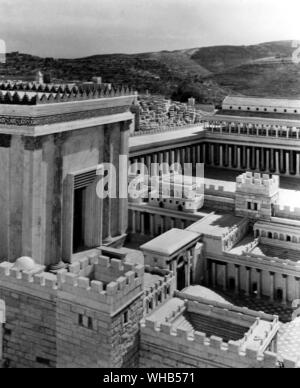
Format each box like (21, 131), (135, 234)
(145, 288), (279, 350)
(0, 81), (136, 105)
(215, 109), (300, 121)
(186, 212), (243, 238)
(223, 95), (300, 111)
(140, 228), (200, 256)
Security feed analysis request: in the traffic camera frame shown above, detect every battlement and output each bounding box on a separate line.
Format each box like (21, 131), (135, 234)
(141, 295), (297, 368)
(141, 317), (297, 368)
(0, 82), (135, 105)
(236, 172), (279, 196)
(274, 204), (300, 221)
(0, 254), (144, 314)
(143, 265), (176, 317)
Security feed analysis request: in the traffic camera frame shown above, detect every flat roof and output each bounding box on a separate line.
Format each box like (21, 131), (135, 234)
(140, 228), (200, 256)
(223, 96), (300, 110)
(129, 125), (205, 154)
(215, 109), (300, 121)
(187, 212), (243, 238)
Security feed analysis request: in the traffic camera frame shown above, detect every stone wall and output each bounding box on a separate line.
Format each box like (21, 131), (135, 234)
(140, 316), (296, 369)
(0, 253), (144, 368)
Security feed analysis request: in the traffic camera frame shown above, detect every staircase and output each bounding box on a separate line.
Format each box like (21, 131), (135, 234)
(185, 312), (248, 342)
(171, 314), (194, 332)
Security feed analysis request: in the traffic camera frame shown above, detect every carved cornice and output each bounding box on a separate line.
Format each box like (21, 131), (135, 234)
(0, 105), (130, 127)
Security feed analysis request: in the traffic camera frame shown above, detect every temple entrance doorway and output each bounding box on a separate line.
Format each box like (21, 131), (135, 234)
(73, 187), (86, 253)
(177, 257), (186, 291)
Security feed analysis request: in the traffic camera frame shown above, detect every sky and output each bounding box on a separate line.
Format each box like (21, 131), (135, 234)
(0, 0), (299, 58)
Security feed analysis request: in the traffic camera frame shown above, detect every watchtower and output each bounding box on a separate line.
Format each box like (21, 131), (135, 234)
(235, 171), (279, 220)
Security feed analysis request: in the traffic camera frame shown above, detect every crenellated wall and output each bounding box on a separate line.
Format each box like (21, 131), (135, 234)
(140, 295), (296, 368)
(0, 253), (144, 368)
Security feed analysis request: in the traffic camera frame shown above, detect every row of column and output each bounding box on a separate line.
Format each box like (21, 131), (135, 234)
(131, 144), (300, 177)
(206, 122), (300, 139)
(130, 209), (191, 236)
(131, 144), (203, 175)
(204, 144), (300, 176)
(208, 260), (300, 305)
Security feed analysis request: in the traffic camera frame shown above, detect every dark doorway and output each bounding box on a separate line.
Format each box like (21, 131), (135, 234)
(177, 260), (186, 291)
(252, 282), (258, 295)
(229, 277), (235, 291)
(276, 289), (283, 301)
(144, 213), (150, 234)
(73, 187), (86, 253)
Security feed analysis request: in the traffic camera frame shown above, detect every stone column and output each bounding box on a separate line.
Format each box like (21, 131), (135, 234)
(280, 150), (284, 174)
(285, 152), (290, 176)
(270, 149), (274, 172)
(237, 147), (241, 170)
(203, 144), (206, 165)
(192, 146), (196, 169)
(252, 147), (256, 170)
(140, 213), (145, 235)
(223, 264), (228, 291)
(197, 145), (201, 163)
(219, 145), (223, 167)
(265, 149), (270, 172)
(131, 211), (136, 233)
(228, 146), (232, 168)
(181, 219), (186, 229)
(235, 265), (240, 294)
(296, 153), (300, 177)
(186, 251), (191, 287)
(270, 272), (275, 302)
(176, 148), (181, 165)
(165, 151), (170, 172)
(256, 149), (260, 171)
(282, 275), (288, 305)
(296, 277), (300, 299)
(256, 269), (262, 298)
(118, 122), (130, 236)
(210, 144), (215, 166)
(186, 147), (191, 164)
(245, 267), (251, 296)
(181, 148), (186, 166)
(170, 150), (175, 167)
(247, 148), (251, 170)
(275, 151), (280, 174)
(212, 261), (217, 288)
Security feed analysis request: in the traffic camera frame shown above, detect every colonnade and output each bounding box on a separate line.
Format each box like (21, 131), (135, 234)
(205, 121), (300, 139)
(206, 259), (300, 304)
(129, 208), (195, 237)
(130, 143), (300, 176)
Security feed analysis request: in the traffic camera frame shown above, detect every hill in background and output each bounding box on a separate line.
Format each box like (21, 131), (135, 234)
(0, 40), (298, 104)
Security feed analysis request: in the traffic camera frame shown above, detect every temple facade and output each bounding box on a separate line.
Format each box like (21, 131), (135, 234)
(0, 82), (137, 267)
